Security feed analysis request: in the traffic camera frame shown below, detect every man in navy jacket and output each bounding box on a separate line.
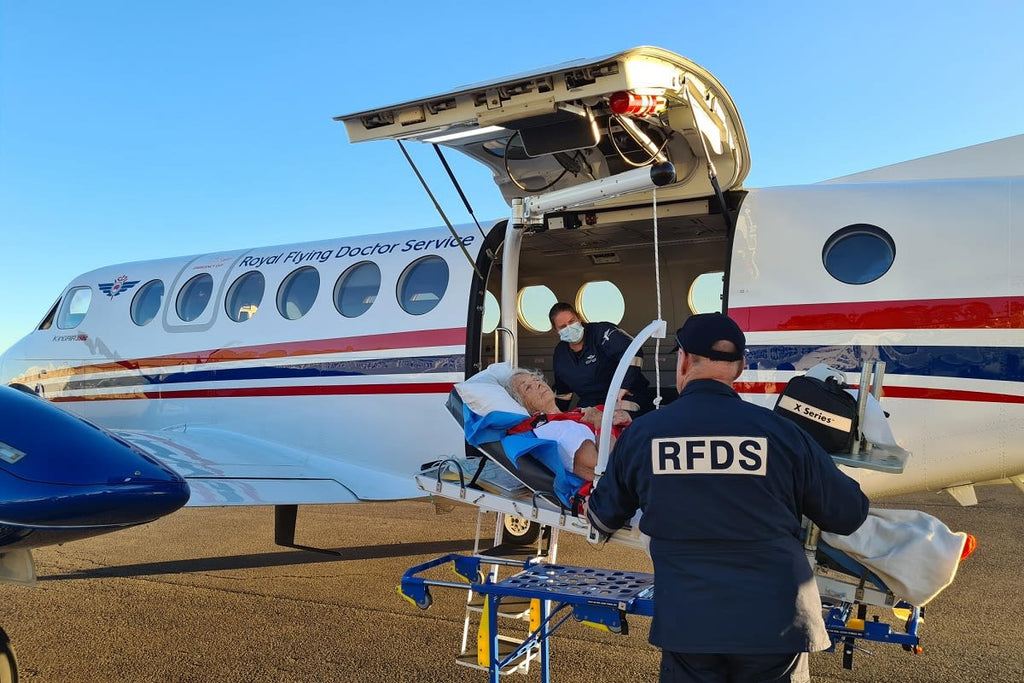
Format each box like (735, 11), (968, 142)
(587, 313), (868, 683)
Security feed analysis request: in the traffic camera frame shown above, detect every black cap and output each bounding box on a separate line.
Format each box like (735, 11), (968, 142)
(673, 313), (746, 361)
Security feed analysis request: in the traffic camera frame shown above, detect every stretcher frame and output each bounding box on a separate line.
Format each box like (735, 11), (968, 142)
(400, 553), (923, 682)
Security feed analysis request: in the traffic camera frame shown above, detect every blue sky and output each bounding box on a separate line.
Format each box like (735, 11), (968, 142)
(1, 1), (1022, 353)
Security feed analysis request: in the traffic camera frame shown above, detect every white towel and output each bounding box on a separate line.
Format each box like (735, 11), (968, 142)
(820, 508), (968, 606)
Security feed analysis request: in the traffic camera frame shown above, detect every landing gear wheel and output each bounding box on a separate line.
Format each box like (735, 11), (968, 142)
(503, 515), (541, 545)
(0, 628), (17, 683)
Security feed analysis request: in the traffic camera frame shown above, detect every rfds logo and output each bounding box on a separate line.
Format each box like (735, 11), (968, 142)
(651, 437), (767, 475)
(98, 274), (140, 299)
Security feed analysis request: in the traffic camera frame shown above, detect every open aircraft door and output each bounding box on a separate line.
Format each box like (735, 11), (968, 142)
(335, 46), (752, 374)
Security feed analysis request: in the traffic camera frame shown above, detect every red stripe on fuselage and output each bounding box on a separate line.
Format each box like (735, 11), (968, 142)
(30, 327), (467, 381)
(49, 382), (458, 402)
(730, 297), (1024, 332)
(736, 381), (1024, 404)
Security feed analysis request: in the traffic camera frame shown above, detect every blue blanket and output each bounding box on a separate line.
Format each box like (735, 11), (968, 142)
(462, 404), (585, 508)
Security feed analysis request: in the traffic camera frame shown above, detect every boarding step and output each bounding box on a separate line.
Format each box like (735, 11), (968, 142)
(454, 634), (536, 674)
(467, 594), (533, 619)
(480, 540), (551, 561)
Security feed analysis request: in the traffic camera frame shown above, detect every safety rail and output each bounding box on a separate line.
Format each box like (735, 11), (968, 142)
(595, 318), (667, 478)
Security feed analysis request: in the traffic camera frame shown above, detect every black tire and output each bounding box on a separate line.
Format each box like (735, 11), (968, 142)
(0, 627), (17, 683)
(503, 515), (541, 545)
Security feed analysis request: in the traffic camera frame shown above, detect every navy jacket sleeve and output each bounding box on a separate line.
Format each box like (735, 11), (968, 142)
(793, 426), (869, 535)
(586, 424), (641, 534)
(595, 324), (645, 394)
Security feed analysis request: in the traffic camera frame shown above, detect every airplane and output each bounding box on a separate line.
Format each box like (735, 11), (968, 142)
(0, 45), (1021, 557)
(0, 383), (190, 681)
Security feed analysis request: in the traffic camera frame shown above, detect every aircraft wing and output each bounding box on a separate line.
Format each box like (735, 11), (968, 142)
(112, 427), (423, 506)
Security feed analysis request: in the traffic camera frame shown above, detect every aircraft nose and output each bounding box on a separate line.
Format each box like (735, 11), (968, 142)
(0, 385), (190, 528)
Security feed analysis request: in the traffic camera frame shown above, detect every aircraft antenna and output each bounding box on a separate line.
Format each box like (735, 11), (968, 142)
(431, 144), (488, 242)
(396, 140), (485, 280)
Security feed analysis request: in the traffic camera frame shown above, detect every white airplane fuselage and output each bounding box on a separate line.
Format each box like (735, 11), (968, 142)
(1, 46), (1021, 510)
(1, 174), (1021, 506)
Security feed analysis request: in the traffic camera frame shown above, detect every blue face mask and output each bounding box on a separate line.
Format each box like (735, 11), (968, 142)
(559, 322), (584, 344)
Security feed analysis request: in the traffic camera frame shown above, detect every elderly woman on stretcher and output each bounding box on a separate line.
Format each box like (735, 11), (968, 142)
(504, 368), (631, 482)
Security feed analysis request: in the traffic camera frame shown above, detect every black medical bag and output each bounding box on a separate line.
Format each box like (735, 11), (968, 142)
(773, 374), (859, 453)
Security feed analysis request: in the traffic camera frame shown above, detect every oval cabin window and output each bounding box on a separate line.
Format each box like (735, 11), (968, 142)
(517, 285), (557, 332)
(688, 272), (724, 314)
(335, 261), (381, 318)
(225, 271), (265, 322)
(131, 280), (165, 326)
(277, 267), (320, 320)
(398, 256), (449, 315)
(482, 290), (500, 333)
(822, 224), (896, 285)
(176, 274), (214, 322)
(576, 280), (625, 324)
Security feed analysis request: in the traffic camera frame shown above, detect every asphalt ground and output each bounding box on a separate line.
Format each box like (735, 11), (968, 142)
(2, 486), (1022, 682)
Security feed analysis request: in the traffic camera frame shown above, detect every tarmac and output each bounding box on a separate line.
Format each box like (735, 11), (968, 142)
(2, 485), (1023, 682)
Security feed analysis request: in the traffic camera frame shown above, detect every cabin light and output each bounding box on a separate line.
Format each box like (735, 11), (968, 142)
(423, 125), (508, 144)
(608, 91), (667, 117)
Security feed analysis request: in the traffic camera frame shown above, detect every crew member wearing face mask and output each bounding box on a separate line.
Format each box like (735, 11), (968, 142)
(548, 302), (655, 417)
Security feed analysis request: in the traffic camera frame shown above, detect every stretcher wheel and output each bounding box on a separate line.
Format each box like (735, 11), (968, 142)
(503, 516), (541, 545)
(416, 588), (433, 610)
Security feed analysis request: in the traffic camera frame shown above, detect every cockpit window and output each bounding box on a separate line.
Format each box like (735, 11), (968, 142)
(56, 287), (92, 329)
(822, 224), (896, 285)
(176, 273), (214, 322)
(334, 262), (381, 318)
(225, 271), (265, 322)
(131, 279), (165, 326)
(398, 256), (448, 315)
(38, 299), (59, 330)
(277, 266), (319, 320)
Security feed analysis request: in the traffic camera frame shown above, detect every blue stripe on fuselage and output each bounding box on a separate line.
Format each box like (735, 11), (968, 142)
(745, 344), (1022, 383)
(59, 354), (465, 392)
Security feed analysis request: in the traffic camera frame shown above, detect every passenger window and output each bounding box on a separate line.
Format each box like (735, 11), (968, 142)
(482, 290), (500, 333)
(823, 224), (896, 285)
(688, 272), (724, 314)
(225, 271), (265, 322)
(398, 256), (449, 315)
(334, 261), (381, 318)
(176, 274), (214, 322)
(56, 287), (92, 329)
(576, 281), (624, 324)
(278, 266), (320, 320)
(517, 285), (557, 332)
(131, 279), (165, 326)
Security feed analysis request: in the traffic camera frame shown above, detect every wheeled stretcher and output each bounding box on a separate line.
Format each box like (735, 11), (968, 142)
(409, 361), (973, 679)
(399, 535), (962, 683)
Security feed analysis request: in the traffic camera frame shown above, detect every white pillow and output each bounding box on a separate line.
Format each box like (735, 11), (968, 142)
(455, 362), (528, 418)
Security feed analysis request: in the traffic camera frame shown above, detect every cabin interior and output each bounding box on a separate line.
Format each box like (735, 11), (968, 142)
(472, 193), (740, 405)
